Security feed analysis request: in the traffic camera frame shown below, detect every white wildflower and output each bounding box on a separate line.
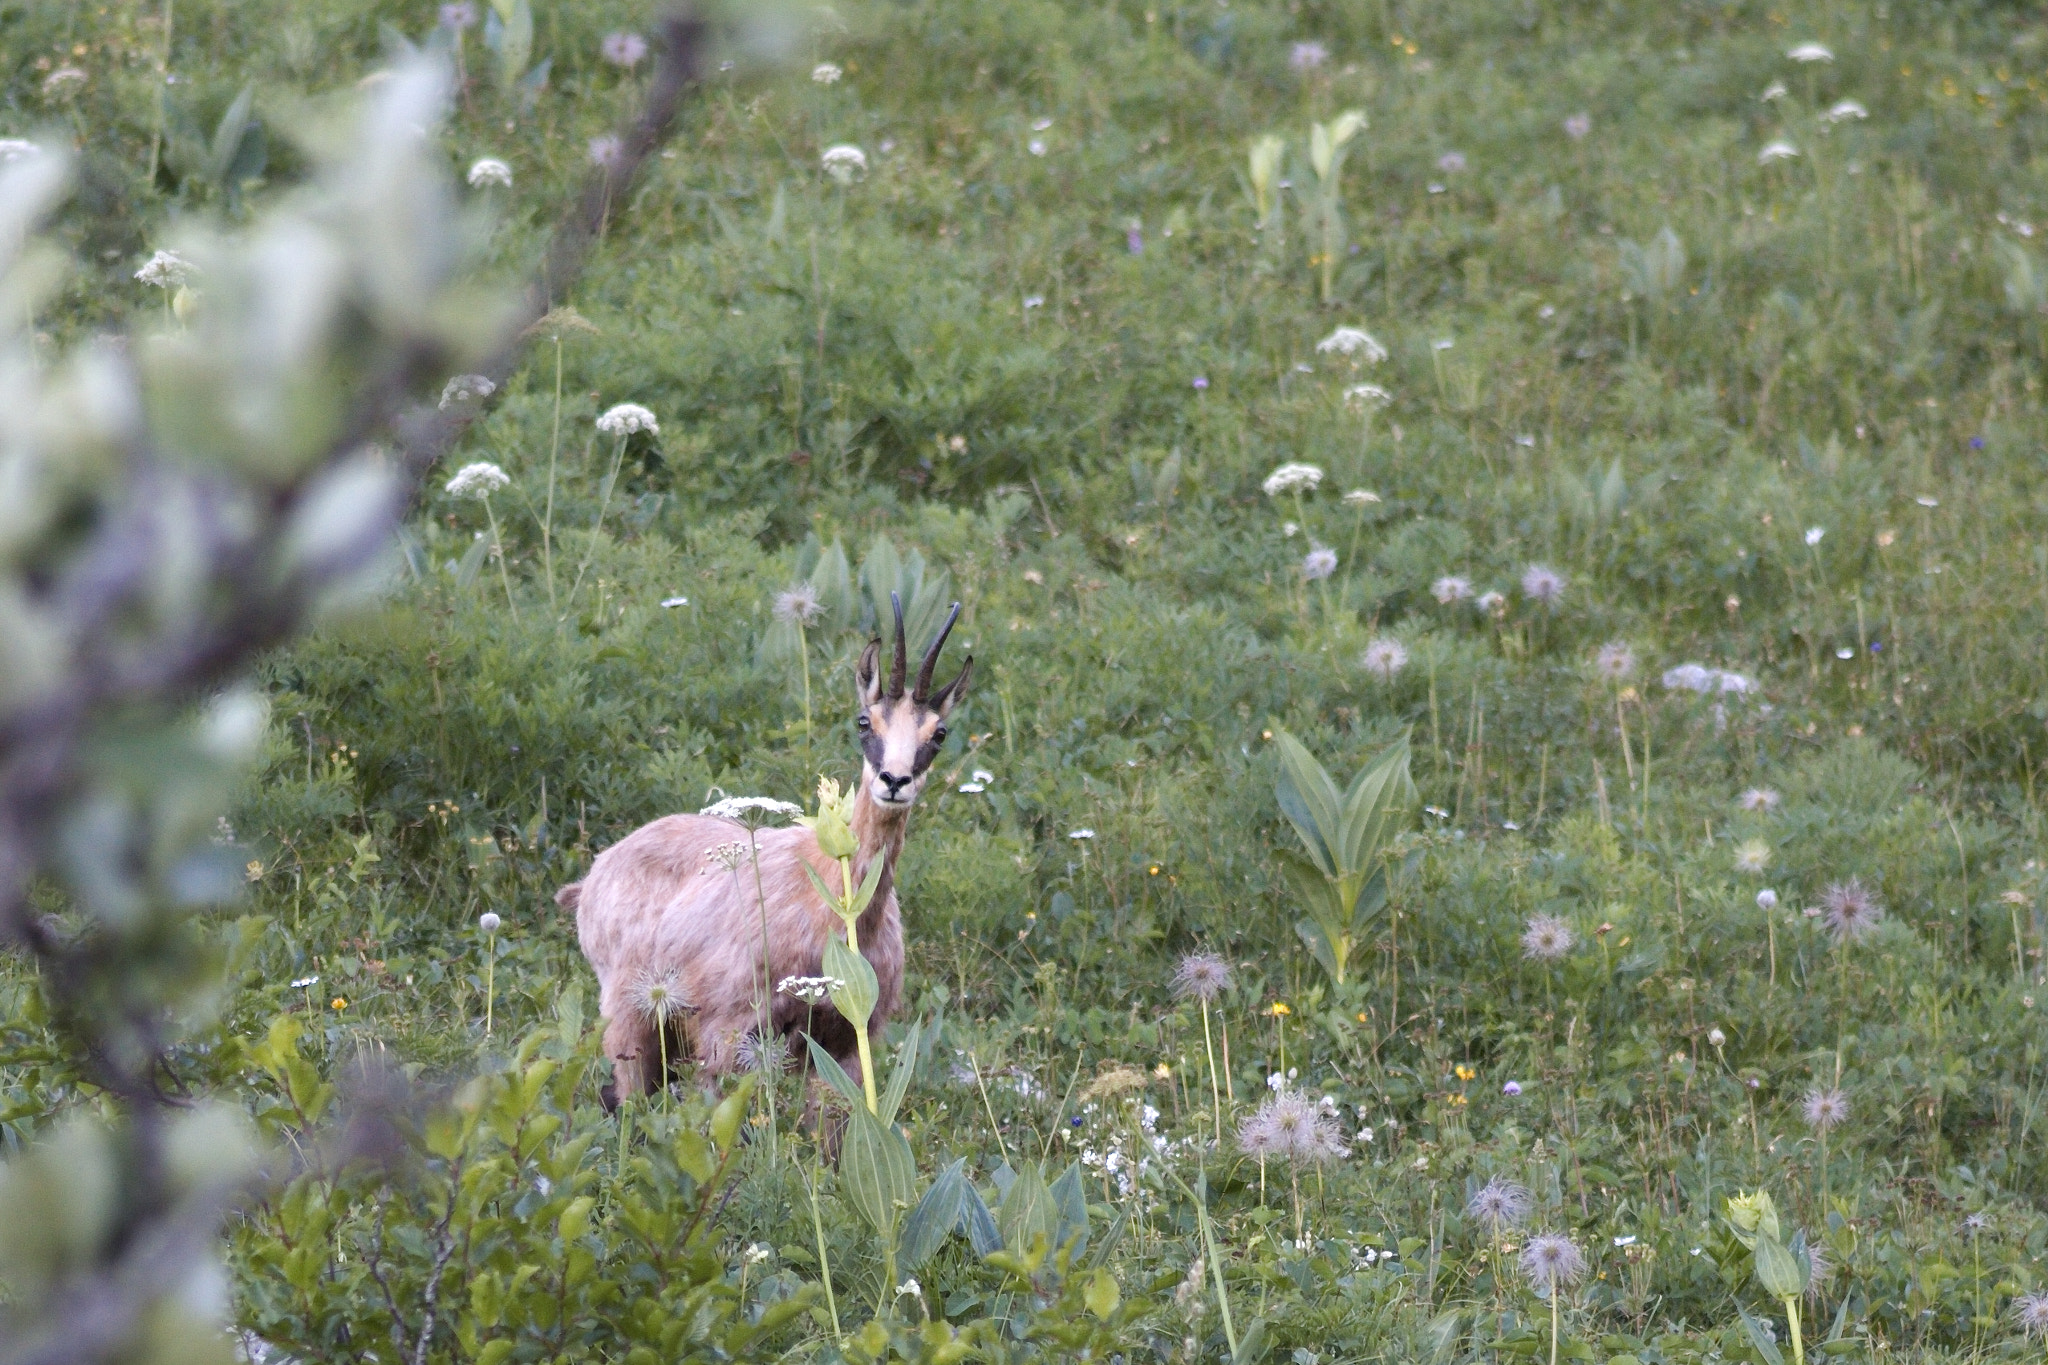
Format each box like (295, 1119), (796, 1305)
(596, 403), (659, 436)
(445, 462), (511, 499)
(467, 157), (513, 188)
(1342, 488), (1382, 506)
(135, 249), (196, 289)
(1758, 141), (1799, 164)
(1825, 100), (1868, 122)
(439, 374), (496, 408)
(1316, 327), (1388, 362)
(1362, 638), (1408, 681)
(701, 796), (802, 822)
(812, 62), (843, 84)
(1302, 545), (1338, 581)
(1343, 384), (1392, 409)
(1262, 462), (1324, 497)
(1787, 42), (1834, 63)
(821, 144), (868, 184)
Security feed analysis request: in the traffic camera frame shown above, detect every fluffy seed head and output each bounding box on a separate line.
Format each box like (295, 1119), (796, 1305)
(1433, 575), (1474, 604)
(1302, 545), (1339, 581)
(1802, 1086), (1849, 1133)
(634, 969), (688, 1023)
(1238, 1091), (1347, 1165)
(736, 1030), (792, 1076)
(601, 31), (649, 66)
(1739, 787), (1781, 811)
(478, 911), (501, 934)
(1172, 952), (1234, 1003)
(1520, 564), (1567, 606)
(1520, 1234), (1587, 1293)
(1820, 877), (1884, 944)
(1521, 914), (1576, 961)
(2013, 1293), (2048, 1338)
(1289, 41), (1328, 72)
(1734, 840), (1771, 875)
(1362, 638), (1409, 681)
(1594, 642), (1636, 681)
(774, 583), (823, 625)
(1466, 1176), (1533, 1233)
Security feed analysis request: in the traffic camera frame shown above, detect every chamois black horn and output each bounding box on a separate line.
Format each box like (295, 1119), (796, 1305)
(915, 602), (963, 701)
(888, 591), (908, 697)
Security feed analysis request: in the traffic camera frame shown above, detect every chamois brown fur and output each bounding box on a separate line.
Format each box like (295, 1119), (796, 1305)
(560, 596), (969, 1105)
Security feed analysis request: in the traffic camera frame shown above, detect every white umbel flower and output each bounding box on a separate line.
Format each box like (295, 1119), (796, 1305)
(445, 462), (511, 499)
(135, 249), (196, 289)
(467, 157), (513, 188)
(596, 403), (659, 436)
(812, 62), (843, 84)
(1261, 462), (1324, 497)
(1787, 42), (1834, 62)
(700, 795), (802, 822)
(439, 374), (496, 408)
(1758, 141), (1799, 164)
(821, 144), (868, 184)
(1316, 327), (1388, 363)
(1825, 100), (1868, 122)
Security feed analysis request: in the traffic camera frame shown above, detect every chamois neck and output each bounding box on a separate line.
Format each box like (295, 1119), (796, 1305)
(849, 782), (908, 932)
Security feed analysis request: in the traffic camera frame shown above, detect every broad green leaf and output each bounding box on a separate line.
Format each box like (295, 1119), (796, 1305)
(877, 1017), (921, 1127)
(802, 1034), (864, 1107)
(823, 934), (877, 1027)
(1049, 1162), (1090, 1256)
(1737, 1304), (1786, 1365)
(1295, 916), (1345, 987)
(844, 855), (886, 920)
(1085, 1267), (1120, 1318)
(710, 1074), (758, 1154)
(840, 1107), (917, 1238)
(900, 1158), (968, 1268)
(997, 1161), (1056, 1255)
(960, 1180), (1003, 1255)
(1273, 731), (1341, 875)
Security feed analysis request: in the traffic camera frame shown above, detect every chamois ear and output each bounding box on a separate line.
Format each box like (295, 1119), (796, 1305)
(856, 637), (884, 705)
(927, 655), (973, 716)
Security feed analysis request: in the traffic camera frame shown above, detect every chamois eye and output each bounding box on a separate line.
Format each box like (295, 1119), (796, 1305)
(933, 726), (947, 744)
(856, 714), (871, 731)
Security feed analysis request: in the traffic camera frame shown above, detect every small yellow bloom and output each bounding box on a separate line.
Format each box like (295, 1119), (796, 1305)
(245, 860), (265, 882)
(330, 997), (348, 1010)
(1266, 1001), (1291, 1017)
(1454, 1064), (1476, 1082)
(1154, 1063), (1172, 1079)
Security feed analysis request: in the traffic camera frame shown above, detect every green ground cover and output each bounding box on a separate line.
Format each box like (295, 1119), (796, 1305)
(11, 0), (2048, 1359)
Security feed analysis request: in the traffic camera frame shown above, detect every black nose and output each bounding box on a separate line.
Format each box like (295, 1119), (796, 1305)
(879, 771), (911, 797)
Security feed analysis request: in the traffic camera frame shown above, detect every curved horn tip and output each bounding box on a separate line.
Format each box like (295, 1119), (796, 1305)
(915, 601), (963, 700)
(888, 591), (908, 696)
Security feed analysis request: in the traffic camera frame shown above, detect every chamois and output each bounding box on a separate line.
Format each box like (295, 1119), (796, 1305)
(557, 593), (971, 1106)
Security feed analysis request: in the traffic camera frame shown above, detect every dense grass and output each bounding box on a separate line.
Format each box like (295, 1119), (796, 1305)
(11, 0), (2048, 1359)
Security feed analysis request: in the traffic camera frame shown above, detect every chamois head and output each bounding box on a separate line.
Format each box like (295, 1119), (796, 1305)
(854, 592), (973, 810)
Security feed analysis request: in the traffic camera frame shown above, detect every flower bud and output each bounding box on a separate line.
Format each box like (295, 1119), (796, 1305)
(1756, 888), (1779, 911)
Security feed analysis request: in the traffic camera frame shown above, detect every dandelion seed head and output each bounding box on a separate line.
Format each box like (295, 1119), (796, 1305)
(1594, 642), (1636, 681)
(478, 911), (501, 933)
(1520, 1234), (1587, 1293)
(1362, 637), (1409, 681)
(1802, 1086), (1849, 1133)
(1820, 877), (1884, 943)
(1563, 113), (1591, 140)
(1757, 888), (1779, 911)
(1436, 151), (1467, 173)
(1740, 787), (1782, 812)
(1172, 952), (1233, 1003)
(774, 583), (823, 625)
(1708, 1027), (1727, 1047)
(1302, 545), (1339, 581)
(1521, 914), (1575, 961)
(1466, 1176), (1533, 1232)
(1520, 563), (1566, 606)
(1476, 590), (1508, 617)
(587, 134), (623, 167)
(1433, 575), (1474, 604)
(1239, 1092), (1346, 1165)
(601, 31), (649, 67)
(1289, 41), (1328, 72)
(2017, 1294), (2048, 1339)
(439, 2), (477, 28)
(1734, 840), (1772, 875)
(736, 1030), (792, 1076)
(633, 968), (688, 1022)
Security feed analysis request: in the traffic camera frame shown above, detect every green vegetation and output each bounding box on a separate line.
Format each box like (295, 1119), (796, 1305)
(10, 0), (2048, 1359)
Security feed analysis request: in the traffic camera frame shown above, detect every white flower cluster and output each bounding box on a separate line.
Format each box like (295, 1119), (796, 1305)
(467, 157), (513, 188)
(821, 144), (867, 184)
(812, 62), (843, 84)
(596, 402), (659, 436)
(444, 461), (510, 499)
(1316, 326), (1388, 362)
(701, 795), (802, 822)
(1262, 462), (1324, 497)
(1661, 663), (1757, 695)
(776, 975), (845, 1003)
(439, 374), (496, 408)
(135, 249), (196, 289)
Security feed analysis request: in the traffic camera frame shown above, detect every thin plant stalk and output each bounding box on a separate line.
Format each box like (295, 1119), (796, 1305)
(1220, 1012), (1236, 1103)
(483, 924), (496, 1037)
(744, 830), (781, 1161)
(798, 617), (813, 776)
(1548, 1286), (1562, 1365)
(1781, 1295), (1805, 1365)
(837, 854), (880, 1113)
(541, 334), (564, 618)
(147, 0), (174, 183)
(803, 1162), (842, 1341)
(481, 494), (520, 623)
(566, 432), (630, 612)
(1199, 998), (1223, 1143)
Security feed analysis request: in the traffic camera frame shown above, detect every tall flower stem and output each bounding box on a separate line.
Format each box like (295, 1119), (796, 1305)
(744, 831), (780, 1161)
(803, 1162), (841, 1341)
(541, 335), (564, 619)
(838, 854), (879, 1114)
(481, 494), (519, 623)
(1781, 1295), (1805, 1365)
(483, 924), (497, 1037)
(797, 618), (813, 776)
(1548, 1287), (1561, 1365)
(566, 432), (629, 612)
(1199, 999), (1222, 1143)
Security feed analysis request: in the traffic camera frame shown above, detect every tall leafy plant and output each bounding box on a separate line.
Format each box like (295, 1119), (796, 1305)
(1272, 731), (1416, 986)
